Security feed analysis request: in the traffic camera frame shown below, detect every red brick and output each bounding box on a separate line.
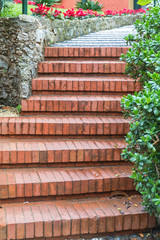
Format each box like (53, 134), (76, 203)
(115, 62), (122, 73)
(67, 169), (80, 194)
(90, 202), (106, 233)
(75, 169), (88, 193)
(110, 202), (123, 231)
(6, 172), (16, 198)
(79, 48), (85, 57)
(104, 63), (110, 73)
(60, 170), (72, 195)
(73, 202), (89, 234)
(23, 206), (34, 239)
(0, 171), (8, 199)
(81, 202), (97, 234)
(14, 206), (25, 239)
(80, 140), (92, 162)
(56, 203), (71, 236)
(111, 47), (117, 57)
(53, 171), (64, 195)
(83, 169), (96, 193)
(31, 205), (44, 237)
(22, 171), (33, 197)
(14, 171), (24, 198)
(5, 207), (16, 239)
(63, 47), (69, 57)
(0, 209), (6, 239)
(58, 48), (64, 57)
(49, 205), (62, 237)
(97, 200), (115, 232)
(65, 204), (80, 235)
(39, 205), (53, 237)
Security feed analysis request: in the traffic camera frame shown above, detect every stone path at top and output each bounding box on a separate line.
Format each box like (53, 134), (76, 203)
(53, 25), (136, 47)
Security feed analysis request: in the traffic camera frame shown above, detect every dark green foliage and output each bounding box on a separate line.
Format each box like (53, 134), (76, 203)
(35, 0), (61, 7)
(0, 0), (14, 16)
(121, 7), (160, 217)
(0, 0), (4, 14)
(75, 0), (103, 11)
(120, 7), (160, 84)
(16, 105), (22, 113)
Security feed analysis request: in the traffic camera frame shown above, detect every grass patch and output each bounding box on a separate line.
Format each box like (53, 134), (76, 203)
(0, 3), (66, 17)
(1, 3), (35, 17)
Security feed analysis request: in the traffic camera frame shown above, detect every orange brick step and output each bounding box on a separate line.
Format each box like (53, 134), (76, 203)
(21, 95), (122, 114)
(0, 139), (126, 166)
(32, 76), (141, 94)
(0, 195), (156, 240)
(0, 116), (130, 137)
(38, 61), (126, 74)
(0, 165), (134, 200)
(45, 46), (130, 59)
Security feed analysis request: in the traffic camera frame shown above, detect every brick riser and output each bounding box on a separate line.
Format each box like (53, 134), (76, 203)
(0, 138), (126, 166)
(0, 47), (156, 239)
(38, 61), (126, 74)
(31, 77), (140, 92)
(31, 76), (141, 97)
(21, 95), (122, 115)
(0, 116), (130, 138)
(44, 47), (130, 58)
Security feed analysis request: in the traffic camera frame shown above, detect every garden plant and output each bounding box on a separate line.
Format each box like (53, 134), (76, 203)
(121, 6), (160, 217)
(75, 0), (103, 11)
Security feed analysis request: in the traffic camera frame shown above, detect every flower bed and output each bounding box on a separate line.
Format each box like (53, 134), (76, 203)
(30, 5), (146, 19)
(13, 0), (146, 19)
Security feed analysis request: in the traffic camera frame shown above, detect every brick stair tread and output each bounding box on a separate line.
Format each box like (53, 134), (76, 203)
(40, 60), (125, 63)
(32, 76), (140, 93)
(32, 76), (134, 81)
(0, 138), (126, 164)
(21, 95), (122, 113)
(45, 46), (130, 58)
(0, 116), (130, 136)
(38, 61), (126, 74)
(0, 195), (156, 240)
(0, 165), (134, 200)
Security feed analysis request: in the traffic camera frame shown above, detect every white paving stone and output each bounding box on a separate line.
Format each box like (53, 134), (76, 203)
(53, 25), (136, 47)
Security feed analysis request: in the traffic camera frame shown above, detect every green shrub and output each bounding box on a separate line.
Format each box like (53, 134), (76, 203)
(121, 6), (160, 218)
(121, 6), (160, 84)
(35, 0), (61, 7)
(121, 73), (160, 217)
(75, 0), (103, 11)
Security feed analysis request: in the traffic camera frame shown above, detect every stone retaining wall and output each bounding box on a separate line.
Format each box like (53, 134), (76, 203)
(0, 14), (141, 106)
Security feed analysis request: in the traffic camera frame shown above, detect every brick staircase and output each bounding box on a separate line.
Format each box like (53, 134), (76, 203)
(0, 47), (156, 240)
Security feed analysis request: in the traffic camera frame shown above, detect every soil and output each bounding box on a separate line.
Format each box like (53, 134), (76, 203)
(0, 105), (19, 117)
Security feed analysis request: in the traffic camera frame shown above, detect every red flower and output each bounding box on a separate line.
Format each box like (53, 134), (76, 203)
(28, 1), (36, 5)
(31, 4), (51, 15)
(63, 9), (76, 19)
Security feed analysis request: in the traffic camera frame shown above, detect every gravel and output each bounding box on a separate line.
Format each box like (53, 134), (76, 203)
(75, 232), (160, 240)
